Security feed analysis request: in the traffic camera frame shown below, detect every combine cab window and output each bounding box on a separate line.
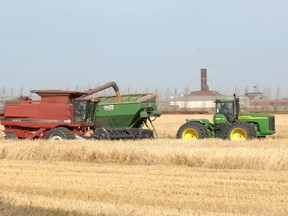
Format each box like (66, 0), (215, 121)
(74, 101), (87, 123)
(73, 100), (95, 124)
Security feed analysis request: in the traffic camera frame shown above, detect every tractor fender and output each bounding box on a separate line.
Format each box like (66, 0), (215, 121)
(186, 119), (211, 127)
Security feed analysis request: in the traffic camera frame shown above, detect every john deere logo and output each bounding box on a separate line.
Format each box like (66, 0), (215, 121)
(104, 105), (114, 111)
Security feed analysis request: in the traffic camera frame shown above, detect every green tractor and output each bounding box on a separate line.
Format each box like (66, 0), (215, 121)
(176, 96), (275, 141)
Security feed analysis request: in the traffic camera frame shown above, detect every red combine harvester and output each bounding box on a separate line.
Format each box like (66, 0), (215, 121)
(0, 81), (161, 140)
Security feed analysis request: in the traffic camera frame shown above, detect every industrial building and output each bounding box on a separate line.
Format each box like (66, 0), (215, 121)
(159, 68), (287, 114)
(163, 68), (248, 113)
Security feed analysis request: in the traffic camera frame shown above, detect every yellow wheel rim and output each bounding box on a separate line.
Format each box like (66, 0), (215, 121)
(230, 128), (247, 141)
(182, 128), (198, 139)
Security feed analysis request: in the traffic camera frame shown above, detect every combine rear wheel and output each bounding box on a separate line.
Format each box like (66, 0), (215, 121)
(227, 122), (256, 141)
(45, 127), (74, 140)
(176, 122), (209, 140)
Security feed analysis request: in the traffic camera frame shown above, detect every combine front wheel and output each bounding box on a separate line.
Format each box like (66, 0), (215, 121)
(227, 122), (256, 141)
(176, 122), (209, 140)
(45, 127), (74, 140)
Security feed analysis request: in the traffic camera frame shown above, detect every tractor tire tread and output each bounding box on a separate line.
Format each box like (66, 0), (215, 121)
(176, 121), (209, 139)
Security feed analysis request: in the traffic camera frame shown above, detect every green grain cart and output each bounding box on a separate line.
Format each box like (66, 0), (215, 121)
(74, 82), (161, 139)
(176, 96), (275, 141)
(87, 93), (160, 139)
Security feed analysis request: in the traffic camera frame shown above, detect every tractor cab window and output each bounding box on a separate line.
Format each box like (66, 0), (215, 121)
(73, 100), (95, 124)
(216, 102), (233, 115)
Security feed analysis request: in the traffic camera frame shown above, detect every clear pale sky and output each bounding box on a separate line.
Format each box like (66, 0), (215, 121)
(0, 0), (287, 98)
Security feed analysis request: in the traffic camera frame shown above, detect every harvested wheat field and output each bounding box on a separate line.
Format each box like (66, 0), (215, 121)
(0, 114), (288, 215)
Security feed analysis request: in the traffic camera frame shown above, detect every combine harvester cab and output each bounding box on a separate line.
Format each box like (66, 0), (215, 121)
(0, 81), (161, 140)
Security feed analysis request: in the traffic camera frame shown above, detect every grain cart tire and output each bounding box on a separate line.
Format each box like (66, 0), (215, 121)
(142, 129), (154, 139)
(135, 129), (154, 139)
(45, 127), (74, 140)
(93, 128), (111, 139)
(176, 122), (209, 140)
(227, 122), (257, 141)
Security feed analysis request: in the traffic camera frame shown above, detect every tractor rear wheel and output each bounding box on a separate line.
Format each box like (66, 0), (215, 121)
(227, 122), (257, 141)
(45, 127), (74, 140)
(176, 122), (209, 140)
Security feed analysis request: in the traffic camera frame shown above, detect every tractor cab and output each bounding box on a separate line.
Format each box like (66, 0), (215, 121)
(214, 97), (240, 124)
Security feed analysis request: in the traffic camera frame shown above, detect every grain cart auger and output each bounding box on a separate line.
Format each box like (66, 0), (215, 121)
(0, 81), (161, 140)
(176, 95), (275, 141)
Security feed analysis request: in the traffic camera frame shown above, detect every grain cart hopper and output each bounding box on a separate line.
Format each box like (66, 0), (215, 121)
(0, 81), (161, 140)
(176, 95), (275, 141)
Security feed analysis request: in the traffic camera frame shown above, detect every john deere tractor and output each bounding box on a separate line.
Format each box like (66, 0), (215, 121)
(176, 96), (275, 141)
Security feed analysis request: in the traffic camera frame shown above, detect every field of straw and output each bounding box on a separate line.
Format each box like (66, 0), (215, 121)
(0, 114), (288, 215)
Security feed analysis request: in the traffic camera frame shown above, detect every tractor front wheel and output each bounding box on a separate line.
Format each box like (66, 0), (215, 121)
(227, 122), (257, 141)
(45, 127), (74, 140)
(176, 122), (209, 140)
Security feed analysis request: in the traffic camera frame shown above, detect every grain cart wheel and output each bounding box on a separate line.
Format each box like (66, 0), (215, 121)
(176, 122), (209, 140)
(45, 127), (74, 140)
(227, 122), (257, 141)
(143, 129), (154, 139)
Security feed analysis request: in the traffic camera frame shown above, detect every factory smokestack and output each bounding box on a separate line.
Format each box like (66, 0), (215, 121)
(201, 68), (209, 91)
